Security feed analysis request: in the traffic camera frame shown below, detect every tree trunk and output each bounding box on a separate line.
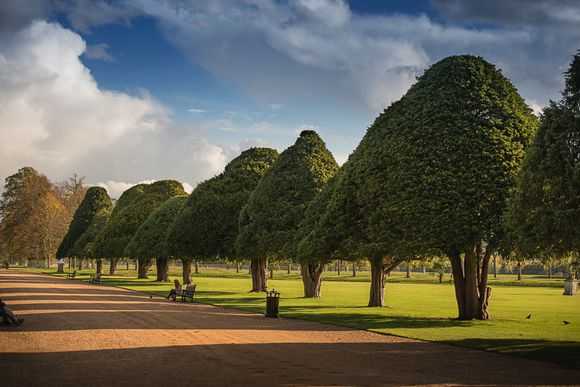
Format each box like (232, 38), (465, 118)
(96, 259), (103, 276)
(236, 262), (240, 273)
(182, 259), (192, 285)
(548, 262), (552, 279)
(155, 257), (169, 281)
(300, 262), (323, 297)
(137, 258), (152, 279)
(250, 257), (267, 292)
(337, 260), (341, 276)
(270, 267), (274, 279)
(517, 261), (522, 280)
(57, 262), (64, 273)
(493, 256), (497, 278)
(287, 261), (291, 274)
(352, 262), (357, 277)
(438, 272), (443, 283)
(448, 247), (492, 320)
(194, 260), (199, 274)
(368, 256), (385, 307)
(406, 260), (411, 278)
(77, 258), (83, 270)
(109, 258), (118, 275)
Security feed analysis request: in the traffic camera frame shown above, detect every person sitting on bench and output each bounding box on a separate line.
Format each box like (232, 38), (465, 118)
(0, 298), (23, 326)
(167, 279), (182, 301)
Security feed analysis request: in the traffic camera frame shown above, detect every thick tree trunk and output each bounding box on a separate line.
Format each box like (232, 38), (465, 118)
(517, 261), (522, 280)
(287, 261), (291, 274)
(250, 257), (267, 292)
(137, 258), (152, 279)
(493, 256), (497, 278)
(109, 258), (118, 275)
(300, 262), (323, 297)
(96, 259), (103, 276)
(194, 259), (199, 274)
(406, 260), (411, 278)
(352, 262), (357, 277)
(337, 260), (341, 276)
(182, 259), (192, 285)
(438, 272), (443, 283)
(156, 257), (169, 281)
(448, 247), (492, 320)
(236, 262), (240, 273)
(57, 262), (64, 273)
(368, 256), (385, 307)
(126, 260), (130, 270)
(548, 263), (552, 279)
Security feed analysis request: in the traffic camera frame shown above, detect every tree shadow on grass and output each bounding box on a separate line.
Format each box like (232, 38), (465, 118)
(443, 338), (580, 369)
(280, 310), (471, 330)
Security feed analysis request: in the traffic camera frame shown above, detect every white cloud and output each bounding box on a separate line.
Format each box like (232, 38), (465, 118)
(84, 43), (114, 61)
(187, 108), (206, 113)
(0, 20), (233, 192)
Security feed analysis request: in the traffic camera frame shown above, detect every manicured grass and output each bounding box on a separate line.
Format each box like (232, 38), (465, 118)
(42, 266), (580, 369)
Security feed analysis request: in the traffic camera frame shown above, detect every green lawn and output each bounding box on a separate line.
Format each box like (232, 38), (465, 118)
(44, 267), (579, 369)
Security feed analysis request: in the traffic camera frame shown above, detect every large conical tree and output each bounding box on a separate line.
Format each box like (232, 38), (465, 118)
(125, 195), (188, 281)
(236, 131), (338, 293)
(510, 52), (580, 270)
(168, 148), (278, 285)
(306, 55), (537, 313)
(57, 187), (113, 273)
(94, 180), (186, 276)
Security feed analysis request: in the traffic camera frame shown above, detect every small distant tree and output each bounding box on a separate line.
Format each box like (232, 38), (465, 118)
(56, 187), (112, 272)
(94, 180), (186, 276)
(236, 131), (338, 293)
(125, 196), (187, 281)
(168, 148), (278, 285)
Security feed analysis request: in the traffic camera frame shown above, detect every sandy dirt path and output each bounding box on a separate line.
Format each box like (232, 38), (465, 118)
(1, 271), (579, 386)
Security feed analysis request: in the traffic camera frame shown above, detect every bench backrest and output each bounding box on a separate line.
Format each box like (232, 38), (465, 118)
(174, 279), (182, 290)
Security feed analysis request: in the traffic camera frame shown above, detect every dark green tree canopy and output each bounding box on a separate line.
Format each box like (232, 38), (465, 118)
(510, 53), (580, 258)
(95, 180), (186, 258)
(167, 147), (278, 258)
(125, 195), (188, 259)
(56, 187), (112, 258)
(236, 131), (338, 259)
(307, 55), (537, 259)
(564, 51), (580, 111)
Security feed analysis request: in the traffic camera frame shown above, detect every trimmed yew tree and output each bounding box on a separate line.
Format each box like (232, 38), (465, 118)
(94, 180), (186, 276)
(236, 131), (338, 293)
(295, 175), (340, 297)
(510, 52), (580, 271)
(125, 196), (187, 281)
(303, 55), (537, 311)
(168, 148), (278, 285)
(56, 187), (113, 273)
(66, 189), (113, 275)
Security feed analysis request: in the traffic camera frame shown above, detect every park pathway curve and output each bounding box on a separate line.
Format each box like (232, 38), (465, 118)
(1, 270), (579, 386)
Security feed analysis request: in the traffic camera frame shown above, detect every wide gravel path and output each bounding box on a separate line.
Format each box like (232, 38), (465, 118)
(1, 271), (579, 386)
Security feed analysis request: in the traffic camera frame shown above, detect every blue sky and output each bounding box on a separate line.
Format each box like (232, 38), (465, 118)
(1, 0), (579, 197)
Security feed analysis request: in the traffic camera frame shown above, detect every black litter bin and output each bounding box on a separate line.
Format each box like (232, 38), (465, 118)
(265, 289), (280, 318)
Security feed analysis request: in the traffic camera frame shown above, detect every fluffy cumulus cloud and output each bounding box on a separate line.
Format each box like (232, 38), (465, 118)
(0, 20), (234, 192)
(2, 0), (580, 193)
(89, 0), (577, 111)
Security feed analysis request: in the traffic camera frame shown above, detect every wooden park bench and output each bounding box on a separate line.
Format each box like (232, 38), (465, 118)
(89, 274), (101, 284)
(179, 284), (196, 303)
(66, 271), (76, 279)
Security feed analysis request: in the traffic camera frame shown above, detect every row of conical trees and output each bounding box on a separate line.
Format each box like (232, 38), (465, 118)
(57, 53), (580, 320)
